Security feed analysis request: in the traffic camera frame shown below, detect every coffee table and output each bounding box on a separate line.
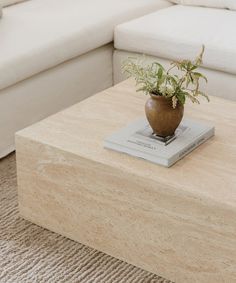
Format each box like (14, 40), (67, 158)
(16, 79), (236, 283)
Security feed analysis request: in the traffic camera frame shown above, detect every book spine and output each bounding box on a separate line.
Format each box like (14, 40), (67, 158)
(168, 128), (215, 167)
(104, 141), (169, 167)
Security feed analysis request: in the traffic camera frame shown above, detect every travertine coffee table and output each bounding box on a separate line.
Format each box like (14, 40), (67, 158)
(16, 79), (236, 283)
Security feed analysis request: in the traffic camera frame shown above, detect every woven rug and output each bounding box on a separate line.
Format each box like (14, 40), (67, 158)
(0, 153), (173, 283)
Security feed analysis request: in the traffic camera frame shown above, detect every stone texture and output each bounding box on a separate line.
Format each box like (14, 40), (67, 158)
(16, 79), (236, 283)
(0, 153), (171, 283)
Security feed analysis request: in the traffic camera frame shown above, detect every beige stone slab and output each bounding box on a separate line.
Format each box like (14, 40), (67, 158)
(16, 79), (236, 283)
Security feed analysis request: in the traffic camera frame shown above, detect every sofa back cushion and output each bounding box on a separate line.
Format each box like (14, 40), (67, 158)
(168, 0), (236, 10)
(2, 0), (27, 7)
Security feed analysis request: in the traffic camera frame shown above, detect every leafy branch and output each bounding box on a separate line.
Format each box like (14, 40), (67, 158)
(122, 46), (209, 108)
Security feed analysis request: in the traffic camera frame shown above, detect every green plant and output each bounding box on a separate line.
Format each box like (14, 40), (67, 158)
(122, 46), (209, 108)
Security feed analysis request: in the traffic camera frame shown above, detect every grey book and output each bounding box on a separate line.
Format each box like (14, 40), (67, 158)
(104, 118), (215, 167)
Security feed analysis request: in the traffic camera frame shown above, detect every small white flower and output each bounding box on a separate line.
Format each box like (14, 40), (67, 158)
(172, 96), (178, 109)
(159, 83), (175, 96)
(159, 83), (166, 94)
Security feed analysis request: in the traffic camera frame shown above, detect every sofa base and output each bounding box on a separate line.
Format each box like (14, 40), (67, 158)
(0, 44), (113, 159)
(113, 50), (236, 101)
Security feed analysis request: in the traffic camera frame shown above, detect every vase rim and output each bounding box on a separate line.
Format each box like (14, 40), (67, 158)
(150, 93), (171, 101)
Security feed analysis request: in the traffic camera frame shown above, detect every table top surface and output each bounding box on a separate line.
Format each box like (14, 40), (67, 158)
(17, 79), (236, 207)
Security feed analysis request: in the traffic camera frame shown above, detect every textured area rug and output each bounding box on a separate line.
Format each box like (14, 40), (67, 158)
(0, 153), (172, 283)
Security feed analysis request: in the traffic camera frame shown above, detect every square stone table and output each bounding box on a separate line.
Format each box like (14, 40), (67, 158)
(16, 79), (236, 283)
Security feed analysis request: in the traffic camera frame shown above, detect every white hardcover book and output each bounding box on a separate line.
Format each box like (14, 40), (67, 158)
(104, 118), (215, 167)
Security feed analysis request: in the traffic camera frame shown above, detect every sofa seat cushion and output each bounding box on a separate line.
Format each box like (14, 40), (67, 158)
(115, 5), (236, 75)
(0, 0), (171, 91)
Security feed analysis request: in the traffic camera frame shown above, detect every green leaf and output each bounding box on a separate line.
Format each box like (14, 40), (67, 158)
(176, 92), (186, 105)
(185, 92), (200, 104)
(157, 67), (163, 79)
(193, 72), (208, 83)
(190, 65), (198, 71)
(196, 91), (210, 102)
(152, 62), (164, 70)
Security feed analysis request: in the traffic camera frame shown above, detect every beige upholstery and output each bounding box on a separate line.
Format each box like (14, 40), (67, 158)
(0, 45), (113, 158)
(115, 5), (236, 75)
(0, 0), (171, 91)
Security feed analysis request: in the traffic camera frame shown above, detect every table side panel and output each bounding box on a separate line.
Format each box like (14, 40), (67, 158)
(16, 135), (236, 283)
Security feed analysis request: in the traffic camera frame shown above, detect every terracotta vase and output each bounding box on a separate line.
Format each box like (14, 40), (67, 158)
(145, 94), (184, 137)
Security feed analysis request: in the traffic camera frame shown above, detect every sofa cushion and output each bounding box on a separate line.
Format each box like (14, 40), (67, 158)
(168, 0), (236, 11)
(0, 0), (171, 91)
(115, 5), (236, 75)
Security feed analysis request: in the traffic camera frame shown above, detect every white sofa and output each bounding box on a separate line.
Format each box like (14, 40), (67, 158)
(114, 5), (236, 101)
(0, 0), (171, 158)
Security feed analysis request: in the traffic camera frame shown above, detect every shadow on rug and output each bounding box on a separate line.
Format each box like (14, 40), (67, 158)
(0, 153), (173, 283)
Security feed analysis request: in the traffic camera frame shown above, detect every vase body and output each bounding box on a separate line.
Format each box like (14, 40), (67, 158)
(145, 94), (184, 137)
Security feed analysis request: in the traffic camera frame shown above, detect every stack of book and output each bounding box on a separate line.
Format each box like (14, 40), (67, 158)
(104, 118), (214, 167)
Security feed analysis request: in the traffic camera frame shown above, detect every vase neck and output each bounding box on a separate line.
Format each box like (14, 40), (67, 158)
(150, 93), (172, 105)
